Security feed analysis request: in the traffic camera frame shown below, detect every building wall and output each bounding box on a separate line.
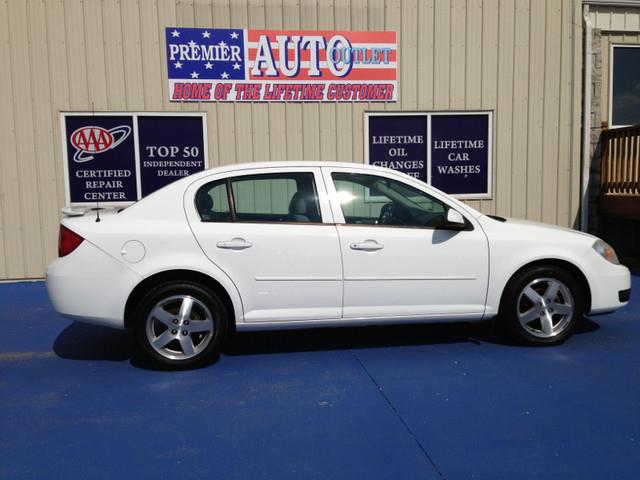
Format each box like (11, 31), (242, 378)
(586, 10), (640, 233)
(587, 5), (640, 263)
(590, 4), (640, 32)
(0, 0), (584, 280)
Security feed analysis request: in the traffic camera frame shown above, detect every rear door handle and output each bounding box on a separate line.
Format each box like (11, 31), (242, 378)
(216, 238), (253, 250)
(350, 240), (384, 251)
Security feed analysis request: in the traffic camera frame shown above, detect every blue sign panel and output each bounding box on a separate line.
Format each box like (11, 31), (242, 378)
(138, 116), (206, 197)
(368, 115), (427, 182)
(63, 113), (208, 206)
(430, 114), (490, 196)
(166, 28), (246, 83)
(366, 112), (491, 198)
(65, 115), (137, 203)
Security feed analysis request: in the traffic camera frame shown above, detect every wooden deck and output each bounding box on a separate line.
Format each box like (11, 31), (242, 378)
(600, 125), (640, 219)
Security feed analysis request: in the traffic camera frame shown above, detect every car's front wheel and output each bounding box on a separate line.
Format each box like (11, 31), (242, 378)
(134, 282), (228, 369)
(500, 265), (586, 345)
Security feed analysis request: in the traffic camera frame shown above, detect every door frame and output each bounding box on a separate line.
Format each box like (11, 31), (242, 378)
(183, 165), (342, 324)
(319, 164), (480, 227)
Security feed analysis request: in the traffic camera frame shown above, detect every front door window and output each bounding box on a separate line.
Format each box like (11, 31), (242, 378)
(331, 172), (446, 228)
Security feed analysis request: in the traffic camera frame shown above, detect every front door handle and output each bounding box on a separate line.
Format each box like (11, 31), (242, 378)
(350, 240), (384, 251)
(216, 238), (253, 250)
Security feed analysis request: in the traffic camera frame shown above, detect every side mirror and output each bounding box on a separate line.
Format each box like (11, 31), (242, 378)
(442, 209), (467, 230)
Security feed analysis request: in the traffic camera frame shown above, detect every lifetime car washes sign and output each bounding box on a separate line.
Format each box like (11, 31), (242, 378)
(166, 27), (397, 102)
(366, 112), (492, 199)
(62, 113), (207, 206)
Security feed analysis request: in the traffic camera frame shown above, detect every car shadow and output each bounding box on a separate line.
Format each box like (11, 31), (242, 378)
(52, 317), (601, 367)
(224, 321), (487, 356)
(224, 317), (601, 355)
(53, 322), (134, 362)
(53, 323), (164, 370)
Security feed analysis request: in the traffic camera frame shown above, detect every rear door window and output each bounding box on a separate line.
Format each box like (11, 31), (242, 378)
(231, 172), (321, 223)
(195, 179), (231, 222)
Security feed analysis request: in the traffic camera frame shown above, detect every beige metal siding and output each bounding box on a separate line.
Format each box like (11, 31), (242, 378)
(591, 5), (640, 31)
(0, 0), (583, 280)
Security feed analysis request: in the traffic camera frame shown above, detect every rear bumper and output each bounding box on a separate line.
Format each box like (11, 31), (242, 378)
(46, 241), (141, 329)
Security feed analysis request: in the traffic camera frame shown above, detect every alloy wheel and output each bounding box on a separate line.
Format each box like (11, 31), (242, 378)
(145, 295), (215, 360)
(516, 277), (575, 339)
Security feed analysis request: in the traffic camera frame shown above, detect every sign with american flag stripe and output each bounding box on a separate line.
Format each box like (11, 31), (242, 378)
(166, 27), (397, 102)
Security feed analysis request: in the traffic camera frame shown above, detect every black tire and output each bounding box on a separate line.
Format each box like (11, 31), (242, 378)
(499, 265), (586, 346)
(133, 281), (229, 369)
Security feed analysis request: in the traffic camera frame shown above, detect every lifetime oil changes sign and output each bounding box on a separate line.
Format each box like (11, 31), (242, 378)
(166, 27), (397, 102)
(366, 112), (492, 199)
(62, 113), (207, 206)
(368, 116), (427, 182)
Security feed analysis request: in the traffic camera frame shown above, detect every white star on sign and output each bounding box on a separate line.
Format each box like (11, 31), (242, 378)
(171, 29), (180, 38)
(232, 62), (241, 70)
(174, 61), (183, 68)
(190, 71), (200, 78)
(218, 40), (227, 47)
(204, 62), (213, 69)
(188, 40), (197, 48)
(221, 71), (229, 79)
(202, 30), (211, 38)
(230, 31), (239, 39)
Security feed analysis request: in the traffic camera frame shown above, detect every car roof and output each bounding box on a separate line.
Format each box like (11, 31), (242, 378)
(188, 161), (395, 180)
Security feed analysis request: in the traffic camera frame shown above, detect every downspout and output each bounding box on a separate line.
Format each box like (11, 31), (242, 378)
(581, 4), (593, 232)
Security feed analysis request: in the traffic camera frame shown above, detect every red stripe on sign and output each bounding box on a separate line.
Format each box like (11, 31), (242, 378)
(247, 30), (396, 44)
(248, 68), (397, 81)
(247, 48), (397, 63)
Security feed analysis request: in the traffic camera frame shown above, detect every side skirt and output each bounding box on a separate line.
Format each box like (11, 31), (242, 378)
(235, 313), (486, 331)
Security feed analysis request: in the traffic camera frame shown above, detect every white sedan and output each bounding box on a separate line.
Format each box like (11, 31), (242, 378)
(47, 162), (631, 368)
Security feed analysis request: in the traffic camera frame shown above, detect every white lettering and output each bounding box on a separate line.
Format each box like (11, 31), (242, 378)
(447, 152), (470, 161)
(75, 170), (132, 178)
(251, 35), (278, 76)
(83, 191), (127, 201)
(436, 165), (481, 174)
(371, 135), (424, 144)
(169, 44), (179, 60)
(276, 35), (302, 77)
(302, 36), (325, 77)
(433, 139), (485, 149)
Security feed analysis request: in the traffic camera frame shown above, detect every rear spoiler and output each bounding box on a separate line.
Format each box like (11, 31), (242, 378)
(60, 207), (87, 217)
(60, 206), (123, 219)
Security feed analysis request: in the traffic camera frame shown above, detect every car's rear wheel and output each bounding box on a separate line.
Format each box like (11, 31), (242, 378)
(134, 282), (228, 369)
(500, 265), (585, 345)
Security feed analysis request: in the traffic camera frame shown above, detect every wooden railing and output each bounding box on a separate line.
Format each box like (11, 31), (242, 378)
(600, 125), (640, 218)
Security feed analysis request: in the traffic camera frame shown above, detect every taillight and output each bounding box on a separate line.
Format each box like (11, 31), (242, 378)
(58, 225), (84, 257)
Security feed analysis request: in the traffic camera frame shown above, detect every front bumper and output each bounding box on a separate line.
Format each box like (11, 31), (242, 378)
(46, 241), (141, 329)
(587, 262), (631, 315)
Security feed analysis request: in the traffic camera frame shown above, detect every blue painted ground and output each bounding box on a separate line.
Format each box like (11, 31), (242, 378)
(1, 274), (639, 480)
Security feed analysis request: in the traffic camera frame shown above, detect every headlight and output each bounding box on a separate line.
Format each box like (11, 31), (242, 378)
(592, 239), (620, 265)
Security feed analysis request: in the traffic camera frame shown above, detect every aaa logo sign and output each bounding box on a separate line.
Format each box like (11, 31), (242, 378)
(69, 125), (131, 163)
